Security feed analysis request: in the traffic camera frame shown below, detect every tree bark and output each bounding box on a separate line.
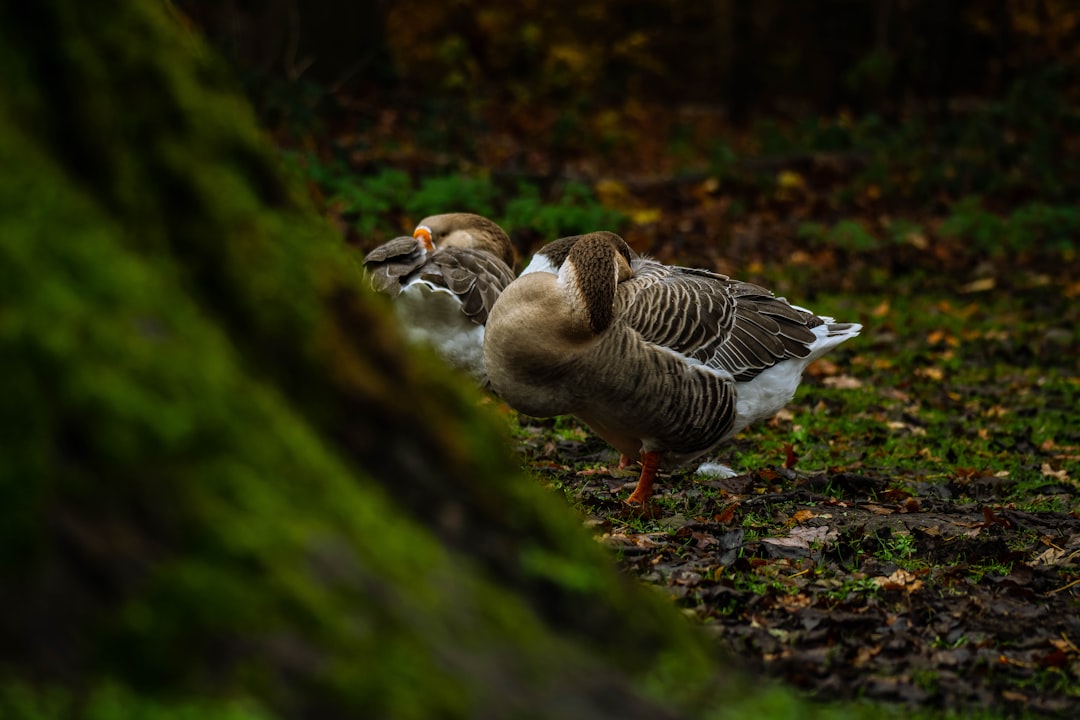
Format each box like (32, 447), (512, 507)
(0, 1), (783, 718)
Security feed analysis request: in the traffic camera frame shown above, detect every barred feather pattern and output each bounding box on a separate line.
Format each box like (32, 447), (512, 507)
(364, 236), (428, 296)
(417, 248), (517, 325)
(362, 214), (516, 327)
(619, 260), (825, 382)
(572, 326), (738, 461)
(361, 214), (516, 381)
(485, 231), (861, 478)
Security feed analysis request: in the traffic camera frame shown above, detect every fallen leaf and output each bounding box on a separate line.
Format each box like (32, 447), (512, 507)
(783, 443), (798, 469)
(769, 408), (796, 425)
(714, 503), (739, 524)
(599, 532), (662, 549)
(853, 644), (882, 667)
(874, 568), (924, 592)
(1041, 463), (1071, 481)
(927, 329), (958, 346)
(1050, 634), (1080, 655)
(777, 169), (805, 189)
(959, 277), (996, 293)
(630, 207), (662, 225)
(822, 374), (864, 389)
(916, 367), (945, 381)
(760, 525), (837, 552)
(776, 593), (812, 610)
(871, 299), (890, 317)
(1033, 547), (1066, 565)
(981, 506), (1016, 529)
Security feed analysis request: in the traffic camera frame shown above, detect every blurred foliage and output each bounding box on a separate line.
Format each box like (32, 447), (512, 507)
(938, 196), (1080, 256)
(1, 2), (755, 718)
(0, 682), (274, 720)
(288, 151), (627, 243)
(178, 0), (1080, 131)
(179, 0), (1080, 263)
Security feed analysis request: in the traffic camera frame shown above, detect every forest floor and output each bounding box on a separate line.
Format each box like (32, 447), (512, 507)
(498, 208), (1080, 717)
(314, 100), (1080, 716)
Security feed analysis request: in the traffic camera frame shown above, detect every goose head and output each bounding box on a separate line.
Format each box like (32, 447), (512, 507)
(556, 232), (635, 336)
(484, 231), (635, 418)
(413, 213), (515, 267)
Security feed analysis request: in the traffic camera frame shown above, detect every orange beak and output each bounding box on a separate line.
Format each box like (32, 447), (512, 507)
(413, 225), (435, 252)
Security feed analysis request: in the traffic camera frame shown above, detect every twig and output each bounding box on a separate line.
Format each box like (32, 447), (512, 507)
(1047, 576), (1080, 595)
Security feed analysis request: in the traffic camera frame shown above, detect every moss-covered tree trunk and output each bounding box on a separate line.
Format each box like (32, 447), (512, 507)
(0, 2), (810, 718)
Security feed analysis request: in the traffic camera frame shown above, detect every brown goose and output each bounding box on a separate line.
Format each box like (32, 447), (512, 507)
(485, 232), (862, 505)
(363, 213), (516, 383)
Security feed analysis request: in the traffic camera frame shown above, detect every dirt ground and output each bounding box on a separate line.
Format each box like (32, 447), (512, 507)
(513, 419), (1080, 717)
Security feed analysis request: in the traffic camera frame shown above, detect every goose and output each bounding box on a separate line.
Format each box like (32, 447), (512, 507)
(363, 213), (516, 383)
(484, 232), (862, 505)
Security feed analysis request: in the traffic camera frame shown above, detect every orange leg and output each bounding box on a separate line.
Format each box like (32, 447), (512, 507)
(617, 453), (633, 470)
(625, 451), (661, 506)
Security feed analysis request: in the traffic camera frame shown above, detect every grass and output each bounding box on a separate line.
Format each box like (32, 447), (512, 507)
(499, 258), (1078, 714)
(286, 76), (1080, 716)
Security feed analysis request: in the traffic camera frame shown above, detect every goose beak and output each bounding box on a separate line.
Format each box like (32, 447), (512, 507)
(413, 225), (435, 252)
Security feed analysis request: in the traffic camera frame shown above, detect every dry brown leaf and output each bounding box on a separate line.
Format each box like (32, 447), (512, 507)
(822, 374), (864, 389)
(1041, 463), (1071, 481)
(599, 532), (662, 549)
(874, 568), (924, 592)
(761, 525), (837, 550)
(1034, 546), (1067, 566)
(777, 593), (812, 610)
(853, 644), (882, 667)
(959, 277), (997, 293)
(783, 442), (799, 469)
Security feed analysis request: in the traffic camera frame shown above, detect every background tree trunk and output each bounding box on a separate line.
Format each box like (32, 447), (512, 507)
(0, 1), (799, 717)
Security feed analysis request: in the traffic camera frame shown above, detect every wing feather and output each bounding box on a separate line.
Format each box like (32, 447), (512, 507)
(614, 259), (832, 381)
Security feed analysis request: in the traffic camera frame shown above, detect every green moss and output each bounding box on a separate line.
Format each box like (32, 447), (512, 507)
(0, 682), (276, 720)
(0, 2), (747, 718)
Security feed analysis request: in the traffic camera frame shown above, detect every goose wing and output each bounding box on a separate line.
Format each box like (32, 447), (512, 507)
(619, 262), (824, 382)
(363, 236), (427, 296)
(419, 247), (517, 325)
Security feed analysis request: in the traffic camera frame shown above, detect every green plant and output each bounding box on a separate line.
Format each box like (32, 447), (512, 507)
(873, 531), (918, 565)
(502, 181), (626, 239)
(930, 634), (969, 650)
(288, 153), (413, 235)
(884, 218), (926, 247)
(740, 510), (772, 540)
(707, 141), (738, 181)
(797, 219), (880, 252)
(825, 576), (880, 601)
(405, 174), (498, 220)
(0, 682), (274, 720)
(1005, 202), (1080, 254)
(968, 559), (1013, 583)
(938, 196), (1080, 256)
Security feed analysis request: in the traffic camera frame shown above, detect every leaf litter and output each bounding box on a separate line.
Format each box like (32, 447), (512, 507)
(314, 98), (1079, 714)
(504, 220), (1079, 715)
(521, 438), (1080, 716)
